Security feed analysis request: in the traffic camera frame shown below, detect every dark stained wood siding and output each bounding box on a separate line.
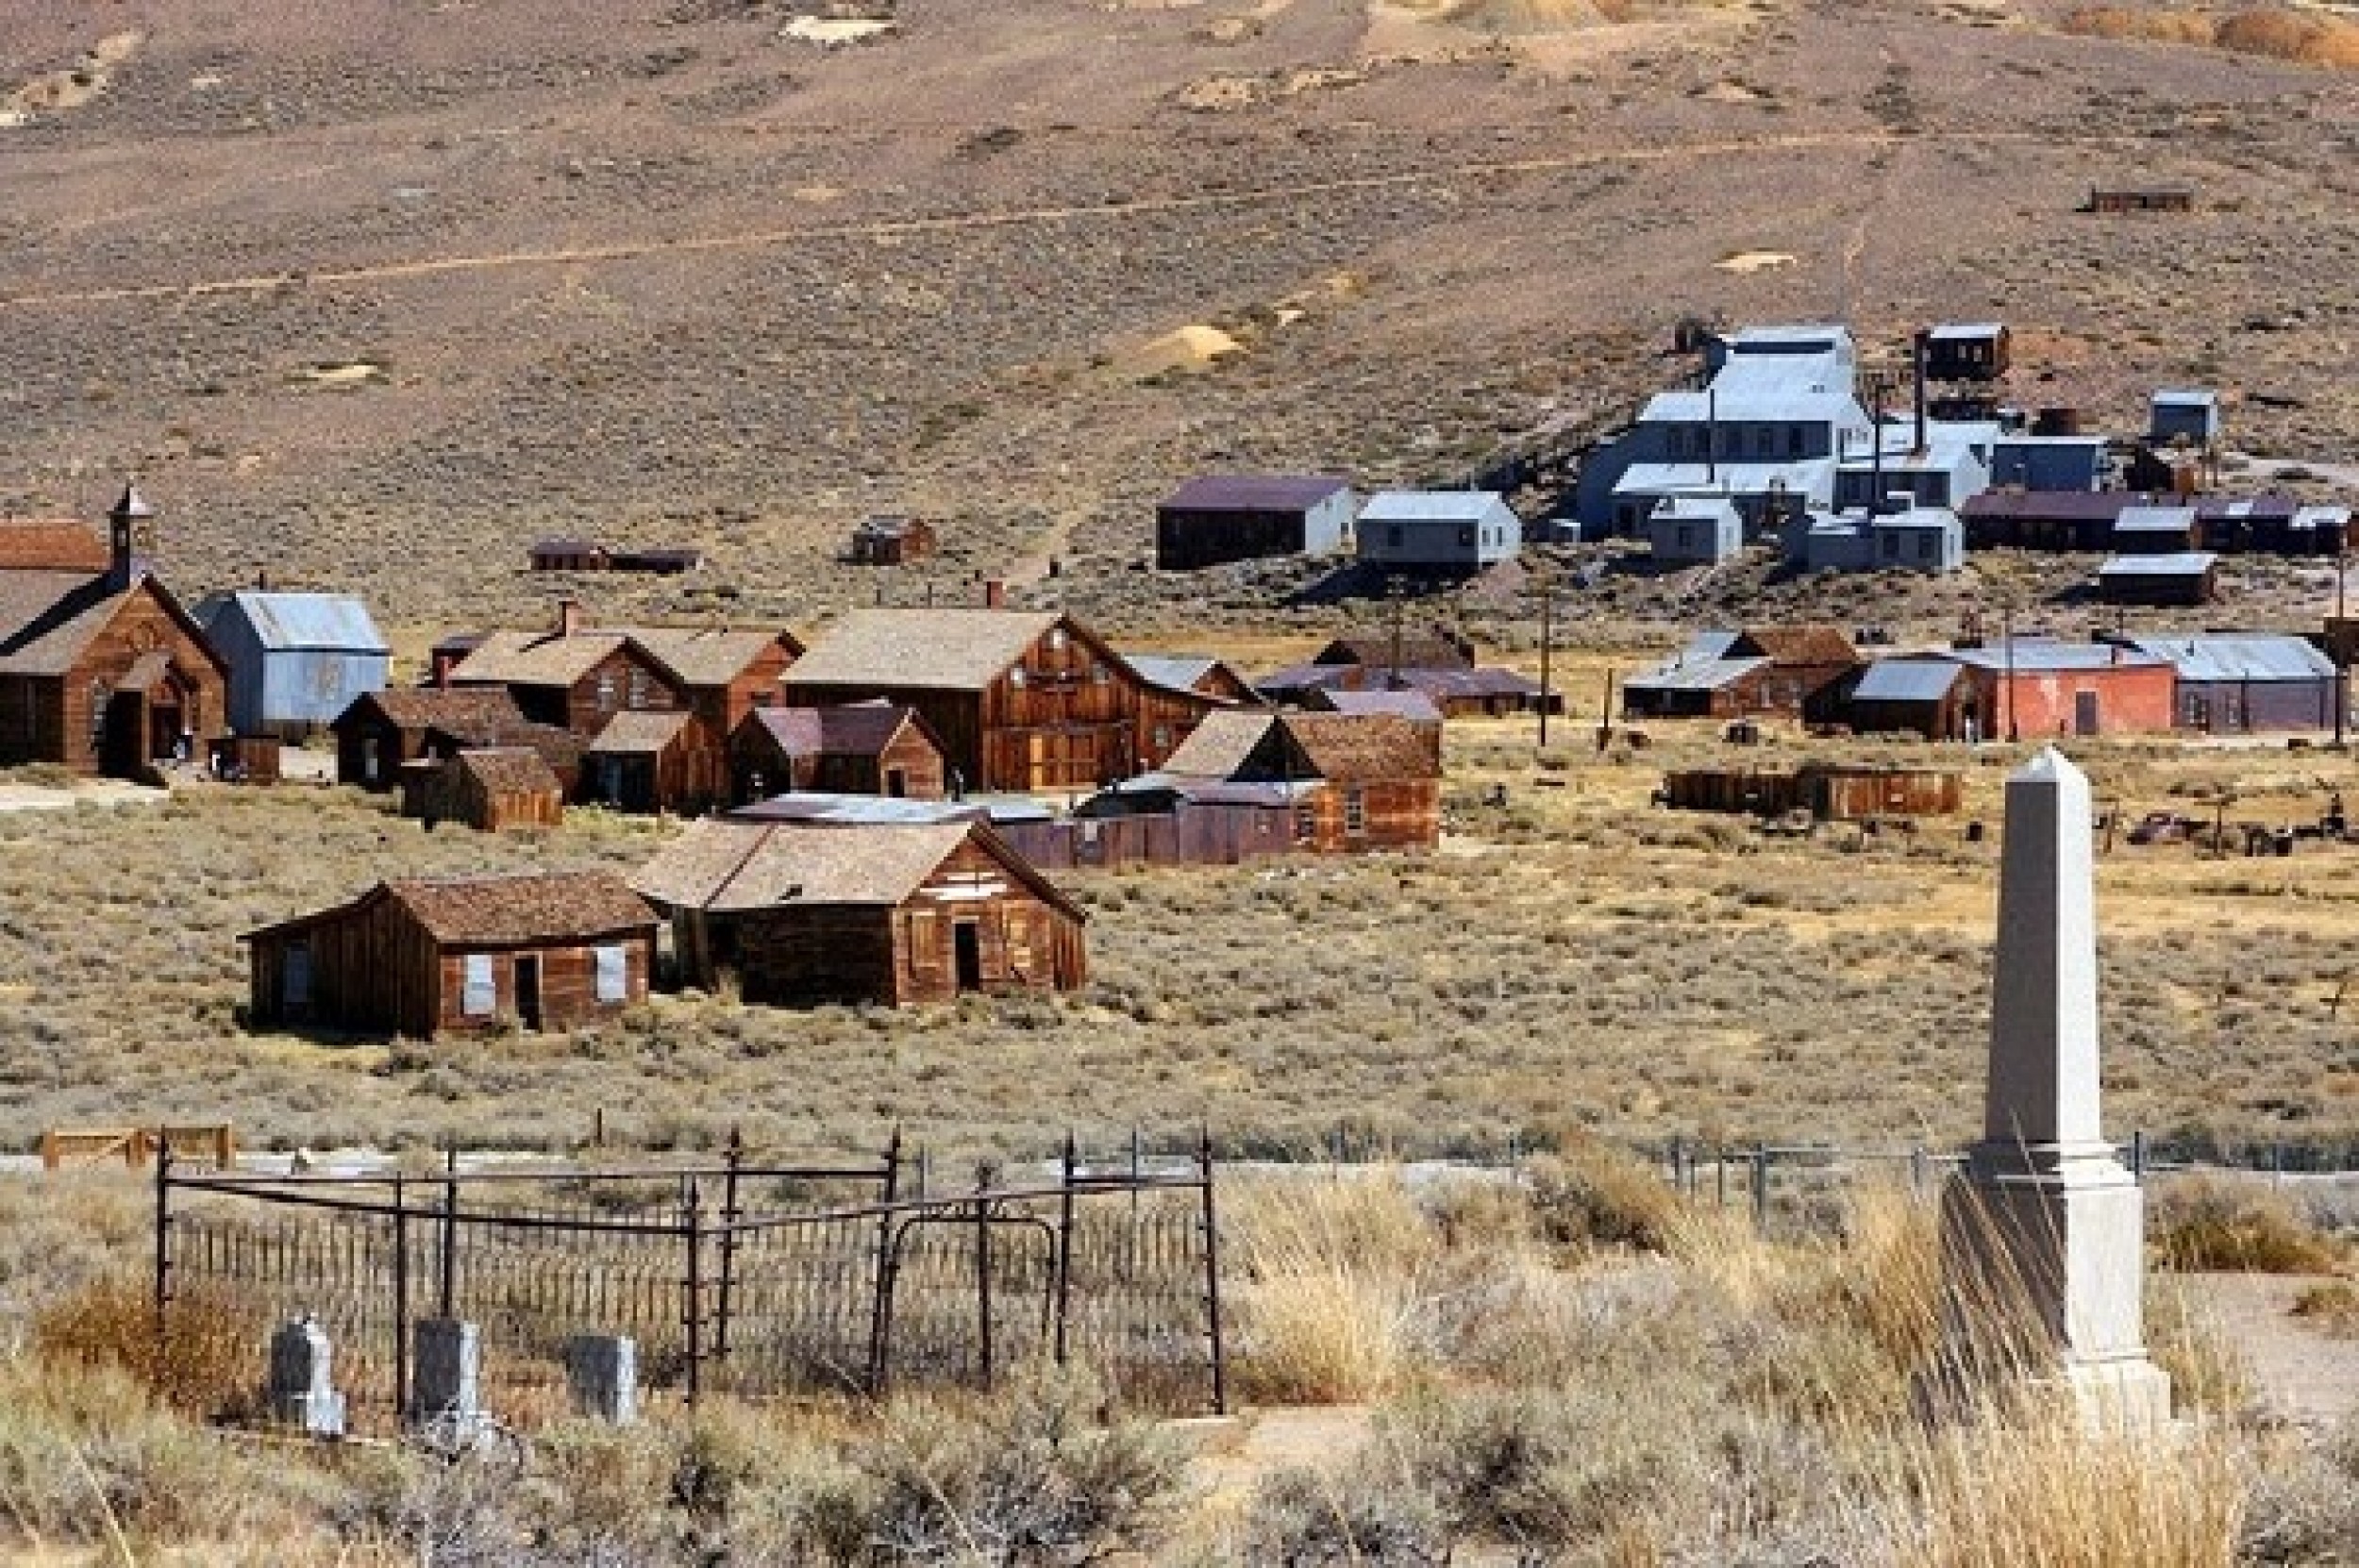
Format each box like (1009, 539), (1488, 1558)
(248, 897), (652, 1039)
(721, 836), (1086, 1007)
(0, 580), (228, 776)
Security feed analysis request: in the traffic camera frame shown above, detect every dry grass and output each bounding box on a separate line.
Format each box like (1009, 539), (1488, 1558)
(2150, 1176), (2349, 1274)
(2291, 1279), (2359, 1338)
(1225, 1171), (1441, 1404)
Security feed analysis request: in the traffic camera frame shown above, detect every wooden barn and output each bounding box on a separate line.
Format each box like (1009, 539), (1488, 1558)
(0, 492), (230, 779)
(243, 871), (658, 1039)
(584, 710), (725, 815)
(728, 704), (948, 803)
(631, 819), (1088, 1007)
(400, 748), (567, 831)
(332, 688), (533, 791)
(846, 516), (939, 566)
(1159, 709), (1441, 853)
(1843, 658), (1974, 741)
(783, 609), (1219, 792)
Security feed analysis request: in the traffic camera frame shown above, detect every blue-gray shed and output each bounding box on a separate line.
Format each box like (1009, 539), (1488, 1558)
(194, 591), (391, 738)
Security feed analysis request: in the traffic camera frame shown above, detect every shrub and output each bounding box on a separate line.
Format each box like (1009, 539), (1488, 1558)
(1238, 1458), (1452, 1567)
(32, 1274), (255, 1421)
(1228, 1172), (1439, 1403)
(2290, 1279), (2359, 1338)
(1523, 1135), (1681, 1254)
(2150, 1177), (2342, 1274)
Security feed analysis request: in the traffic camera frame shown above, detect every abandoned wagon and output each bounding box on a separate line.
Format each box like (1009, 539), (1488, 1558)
(630, 819), (1088, 1006)
(399, 747), (566, 831)
(243, 871), (658, 1039)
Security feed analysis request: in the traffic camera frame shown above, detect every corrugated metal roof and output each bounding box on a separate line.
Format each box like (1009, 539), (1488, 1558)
(1161, 475), (1351, 511)
(2114, 506), (2197, 533)
(1949, 640), (2168, 673)
(729, 793), (983, 826)
(1624, 657), (1768, 692)
(1928, 322), (2004, 340)
(1680, 630), (1742, 662)
(228, 592), (389, 653)
(2121, 634), (2334, 684)
(2098, 552), (2217, 576)
(1852, 659), (1964, 703)
(1614, 459), (1836, 495)
(2152, 389), (2218, 408)
(1357, 491), (1514, 525)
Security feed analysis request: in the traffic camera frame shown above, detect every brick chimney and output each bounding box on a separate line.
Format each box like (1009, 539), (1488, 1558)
(982, 578), (1005, 610)
(557, 596), (583, 638)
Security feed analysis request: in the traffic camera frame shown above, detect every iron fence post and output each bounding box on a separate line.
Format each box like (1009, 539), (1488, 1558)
(974, 1164), (995, 1393)
(392, 1174), (410, 1426)
(1715, 1145), (1727, 1209)
(438, 1146), (459, 1319)
(1053, 1132), (1076, 1367)
(682, 1178), (704, 1409)
(865, 1128), (903, 1397)
(2133, 1128), (2148, 1181)
(1751, 1145), (1769, 1235)
(1911, 1145), (1928, 1198)
(151, 1143), (173, 1355)
(1199, 1127), (1228, 1416)
(715, 1126), (744, 1370)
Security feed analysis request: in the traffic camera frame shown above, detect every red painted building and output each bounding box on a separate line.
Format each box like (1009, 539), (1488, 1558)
(1947, 640), (2175, 740)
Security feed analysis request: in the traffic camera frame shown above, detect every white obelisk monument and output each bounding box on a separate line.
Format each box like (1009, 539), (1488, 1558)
(1940, 747), (2170, 1426)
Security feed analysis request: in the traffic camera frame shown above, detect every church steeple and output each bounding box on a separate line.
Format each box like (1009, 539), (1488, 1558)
(107, 483), (154, 591)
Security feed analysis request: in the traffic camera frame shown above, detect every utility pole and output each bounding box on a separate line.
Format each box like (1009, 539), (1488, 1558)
(1387, 575), (1406, 690)
(1536, 569), (1554, 749)
(2336, 543), (2349, 748)
(2002, 604), (2019, 743)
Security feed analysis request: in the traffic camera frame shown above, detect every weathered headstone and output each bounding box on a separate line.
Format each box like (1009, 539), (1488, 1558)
(1940, 747), (2171, 1427)
(564, 1334), (639, 1425)
(267, 1315), (345, 1438)
(411, 1317), (489, 1443)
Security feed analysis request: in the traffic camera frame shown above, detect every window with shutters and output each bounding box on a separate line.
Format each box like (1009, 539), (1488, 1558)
(627, 669), (649, 709)
(595, 673), (618, 711)
(460, 954), (497, 1016)
(1345, 787), (1367, 837)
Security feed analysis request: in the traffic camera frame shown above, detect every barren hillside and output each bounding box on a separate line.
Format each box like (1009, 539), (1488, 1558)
(2, 0), (2355, 636)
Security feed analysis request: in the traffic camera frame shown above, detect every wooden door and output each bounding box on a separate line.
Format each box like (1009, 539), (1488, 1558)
(953, 923), (982, 992)
(2073, 691), (2100, 737)
(515, 955), (544, 1030)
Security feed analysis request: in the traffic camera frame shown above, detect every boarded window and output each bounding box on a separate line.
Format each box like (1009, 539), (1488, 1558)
(461, 954), (497, 1017)
(1345, 787), (1368, 837)
(1294, 803), (1317, 842)
(594, 943), (627, 1004)
(907, 910), (938, 972)
(283, 943), (311, 1009)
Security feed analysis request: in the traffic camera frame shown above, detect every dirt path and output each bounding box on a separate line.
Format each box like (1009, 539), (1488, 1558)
(2186, 1272), (2359, 1425)
(0, 127), (2082, 311)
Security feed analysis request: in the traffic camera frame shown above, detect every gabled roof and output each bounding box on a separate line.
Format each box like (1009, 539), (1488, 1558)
(204, 592), (389, 654)
(1390, 667), (1541, 702)
(0, 521), (110, 572)
(2098, 553), (2217, 577)
(1159, 711), (1276, 780)
(1928, 322), (2005, 341)
(1851, 659), (1964, 704)
(629, 626), (797, 688)
(451, 747), (564, 795)
(729, 792), (986, 826)
(336, 687), (528, 735)
(1123, 654), (1230, 697)
(1316, 689), (1445, 724)
(1731, 626), (1856, 665)
(632, 819), (1083, 921)
(1280, 713), (1441, 783)
(1255, 662), (1355, 695)
(738, 702), (933, 759)
(1357, 490), (1514, 525)
(0, 572), (225, 679)
(1314, 632), (1474, 670)
(587, 709), (694, 755)
(451, 629), (633, 688)
(1623, 657), (1768, 693)
(2120, 634), (2334, 683)
(785, 609), (1068, 692)
(247, 871), (656, 947)
(1161, 475), (1352, 512)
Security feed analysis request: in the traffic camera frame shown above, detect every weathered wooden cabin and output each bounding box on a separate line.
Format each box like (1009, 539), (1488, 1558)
(2086, 187), (2193, 214)
(2097, 553), (2217, 608)
(1842, 659), (1973, 741)
(631, 820), (1087, 1006)
(528, 540), (611, 572)
(1663, 764), (1964, 821)
(1159, 709), (1441, 853)
(192, 590), (390, 741)
(728, 704), (948, 803)
(1154, 475), (1354, 570)
(783, 609), (1218, 792)
(400, 748), (567, 831)
(243, 871), (658, 1039)
(584, 710), (725, 815)
(1621, 626), (1859, 723)
(0, 492), (230, 779)
(1921, 323), (2011, 383)
(846, 516), (939, 566)
(332, 688), (534, 791)
(447, 601), (799, 742)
